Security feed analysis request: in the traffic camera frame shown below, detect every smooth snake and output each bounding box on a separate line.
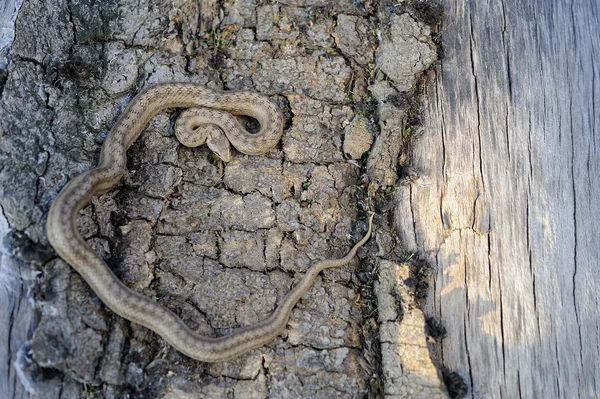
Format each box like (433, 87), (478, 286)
(46, 83), (374, 362)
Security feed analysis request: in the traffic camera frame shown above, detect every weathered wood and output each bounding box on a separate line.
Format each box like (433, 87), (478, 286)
(0, 230), (38, 399)
(395, 0), (600, 397)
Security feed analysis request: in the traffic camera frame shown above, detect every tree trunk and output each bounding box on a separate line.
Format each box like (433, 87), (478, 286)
(395, 1), (600, 397)
(0, 0), (444, 398)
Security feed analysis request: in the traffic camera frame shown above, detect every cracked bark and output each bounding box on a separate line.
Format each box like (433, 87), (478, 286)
(0, 0), (442, 398)
(394, 1), (600, 398)
(0, 0), (449, 397)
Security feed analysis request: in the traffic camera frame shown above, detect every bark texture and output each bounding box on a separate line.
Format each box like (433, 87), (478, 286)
(0, 0), (441, 398)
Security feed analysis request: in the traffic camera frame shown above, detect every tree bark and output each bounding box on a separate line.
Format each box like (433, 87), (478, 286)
(0, 0), (443, 398)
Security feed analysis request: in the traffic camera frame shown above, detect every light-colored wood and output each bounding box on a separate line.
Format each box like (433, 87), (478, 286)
(0, 221), (39, 398)
(395, 1), (600, 397)
(376, 260), (448, 399)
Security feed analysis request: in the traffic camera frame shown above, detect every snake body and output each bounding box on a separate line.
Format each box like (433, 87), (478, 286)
(46, 83), (373, 362)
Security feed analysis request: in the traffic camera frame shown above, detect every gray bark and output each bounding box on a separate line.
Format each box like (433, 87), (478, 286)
(0, 0), (442, 398)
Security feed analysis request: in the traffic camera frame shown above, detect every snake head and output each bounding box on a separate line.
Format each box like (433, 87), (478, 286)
(175, 112), (232, 162)
(206, 130), (232, 162)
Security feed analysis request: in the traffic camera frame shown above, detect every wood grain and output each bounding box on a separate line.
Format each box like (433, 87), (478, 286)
(395, 1), (600, 397)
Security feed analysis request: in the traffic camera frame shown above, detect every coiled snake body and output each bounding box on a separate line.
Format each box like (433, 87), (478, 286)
(47, 83), (373, 362)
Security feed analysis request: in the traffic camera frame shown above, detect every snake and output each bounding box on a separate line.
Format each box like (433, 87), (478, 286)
(46, 82), (374, 362)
